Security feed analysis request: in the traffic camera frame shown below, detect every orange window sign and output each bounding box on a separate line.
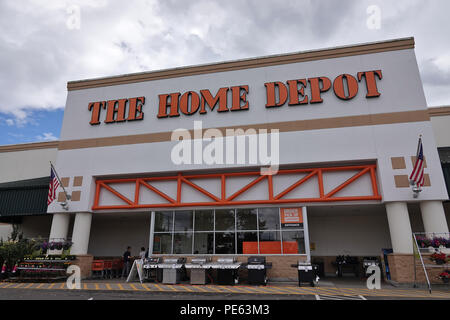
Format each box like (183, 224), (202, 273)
(280, 208), (303, 227)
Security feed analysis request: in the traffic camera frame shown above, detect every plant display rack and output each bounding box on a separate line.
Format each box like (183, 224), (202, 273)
(12, 255), (76, 282)
(413, 232), (450, 293)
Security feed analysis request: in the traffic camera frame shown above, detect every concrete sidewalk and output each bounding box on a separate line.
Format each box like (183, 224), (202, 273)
(1, 278), (449, 299)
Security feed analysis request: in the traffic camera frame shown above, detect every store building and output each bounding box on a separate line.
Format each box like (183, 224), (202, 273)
(1, 37), (449, 282)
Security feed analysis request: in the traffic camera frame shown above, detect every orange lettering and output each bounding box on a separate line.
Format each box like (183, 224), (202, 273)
(308, 77), (331, 103)
(230, 85), (249, 111)
(105, 99), (127, 123)
(179, 91), (200, 115)
(287, 79), (308, 106)
(88, 101), (106, 125)
(265, 82), (288, 108)
(358, 70), (382, 98)
(333, 74), (359, 100)
(200, 88), (229, 113)
(158, 93), (180, 118)
(127, 97), (145, 121)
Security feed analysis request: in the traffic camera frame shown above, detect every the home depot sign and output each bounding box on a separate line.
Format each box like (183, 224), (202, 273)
(88, 70), (382, 125)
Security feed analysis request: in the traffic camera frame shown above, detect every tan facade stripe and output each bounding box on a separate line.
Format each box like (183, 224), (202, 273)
(73, 176), (83, 187)
(424, 174), (431, 187)
(71, 191), (81, 202)
(428, 106), (450, 117)
(411, 156), (427, 168)
(57, 192), (67, 202)
(58, 110), (430, 151)
(67, 38), (414, 91)
(60, 177), (70, 188)
(391, 157), (406, 170)
(0, 141), (59, 153)
(394, 175), (410, 188)
(394, 174), (431, 188)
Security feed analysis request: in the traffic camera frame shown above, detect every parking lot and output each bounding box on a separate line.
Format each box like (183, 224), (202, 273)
(0, 279), (449, 300)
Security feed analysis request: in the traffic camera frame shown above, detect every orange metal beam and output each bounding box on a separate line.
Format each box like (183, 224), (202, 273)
(226, 175), (266, 202)
(221, 175), (226, 201)
(91, 195), (382, 211)
(324, 167), (370, 198)
(177, 173), (182, 204)
(267, 174), (274, 201)
(100, 182), (134, 205)
(92, 164), (382, 210)
(370, 166), (380, 197)
(180, 176), (221, 202)
(274, 170), (317, 200)
(140, 179), (176, 204)
(134, 179), (140, 205)
(317, 169), (324, 198)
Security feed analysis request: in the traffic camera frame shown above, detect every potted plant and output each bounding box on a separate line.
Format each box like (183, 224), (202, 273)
(430, 252), (447, 265)
(41, 241), (48, 251)
(416, 236), (432, 248)
(55, 242), (63, 250)
(432, 237), (450, 254)
(439, 271), (449, 284)
(63, 240), (73, 251)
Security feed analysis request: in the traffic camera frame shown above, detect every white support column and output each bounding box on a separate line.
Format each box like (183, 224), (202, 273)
(49, 213), (70, 241)
(385, 202), (413, 254)
(149, 211), (155, 255)
(420, 201), (449, 234)
(71, 212), (93, 255)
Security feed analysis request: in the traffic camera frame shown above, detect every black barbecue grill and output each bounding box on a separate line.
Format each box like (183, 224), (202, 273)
(291, 261), (319, 287)
(209, 257), (241, 285)
(363, 256), (381, 277)
(143, 257), (163, 282)
(184, 257), (212, 285)
(244, 256), (272, 285)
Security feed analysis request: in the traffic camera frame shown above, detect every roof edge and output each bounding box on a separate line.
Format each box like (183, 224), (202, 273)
(67, 37), (415, 91)
(0, 141), (59, 153)
(428, 106), (450, 117)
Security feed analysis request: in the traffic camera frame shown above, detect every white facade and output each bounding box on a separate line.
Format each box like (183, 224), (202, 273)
(0, 143), (57, 183)
(1, 38), (449, 270)
(49, 39), (448, 216)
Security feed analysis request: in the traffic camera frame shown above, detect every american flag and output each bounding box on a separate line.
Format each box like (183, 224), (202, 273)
(47, 166), (60, 205)
(409, 137), (425, 187)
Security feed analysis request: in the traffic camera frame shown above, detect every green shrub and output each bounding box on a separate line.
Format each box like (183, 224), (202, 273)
(0, 225), (37, 268)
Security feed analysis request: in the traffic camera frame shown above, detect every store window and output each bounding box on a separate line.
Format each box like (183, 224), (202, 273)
(194, 210), (214, 231)
(215, 232), (235, 254)
(154, 211), (173, 232)
(152, 207), (306, 255)
(237, 232), (258, 254)
(438, 148), (450, 198)
(282, 230), (305, 254)
(236, 208), (257, 230)
(153, 233), (172, 254)
(174, 210), (193, 231)
(258, 207), (280, 230)
(215, 209), (235, 231)
(259, 230), (281, 254)
(174, 232), (193, 254)
(193, 232), (214, 254)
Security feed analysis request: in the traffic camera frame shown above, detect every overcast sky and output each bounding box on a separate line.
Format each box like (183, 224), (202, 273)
(0, 0), (449, 144)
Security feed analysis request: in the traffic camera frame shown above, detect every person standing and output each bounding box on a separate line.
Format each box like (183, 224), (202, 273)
(139, 247), (146, 260)
(121, 246), (132, 279)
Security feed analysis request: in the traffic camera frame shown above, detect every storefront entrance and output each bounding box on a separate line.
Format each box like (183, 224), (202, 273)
(150, 207), (309, 257)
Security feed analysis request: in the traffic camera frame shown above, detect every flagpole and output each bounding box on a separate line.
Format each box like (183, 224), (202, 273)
(50, 161), (71, 200)
(410, 134), (423, 198)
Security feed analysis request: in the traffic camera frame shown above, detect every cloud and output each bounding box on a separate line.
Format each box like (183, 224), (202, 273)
(0, 0), (449, 126)
(36, 132), (58, 142)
